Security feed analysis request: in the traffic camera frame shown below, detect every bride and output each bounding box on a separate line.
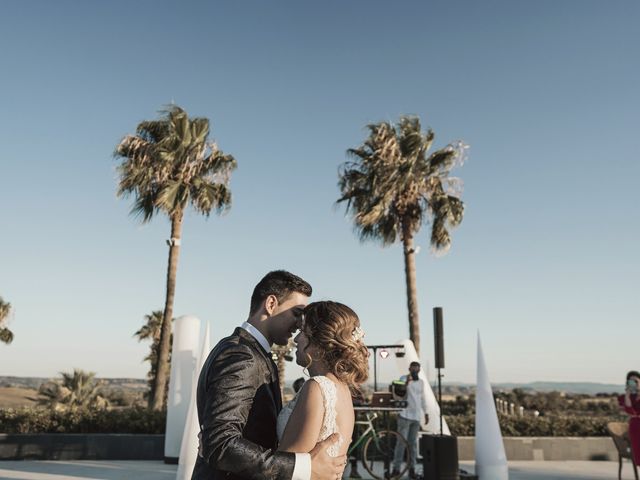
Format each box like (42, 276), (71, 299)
(277, 301), (369, 463)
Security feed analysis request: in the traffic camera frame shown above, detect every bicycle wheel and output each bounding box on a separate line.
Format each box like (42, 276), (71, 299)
(361, 430), (409, 480)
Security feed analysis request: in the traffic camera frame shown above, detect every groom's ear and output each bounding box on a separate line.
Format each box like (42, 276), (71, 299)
(265, 295), (278, 316)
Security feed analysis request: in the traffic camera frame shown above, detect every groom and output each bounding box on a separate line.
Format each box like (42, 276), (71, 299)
(192, 270), (345, 480)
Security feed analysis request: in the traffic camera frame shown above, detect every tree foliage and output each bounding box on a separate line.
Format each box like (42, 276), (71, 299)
(0, 296), (14, 345)
(134, 310), (172, 405)
(38, 369), (108, 411)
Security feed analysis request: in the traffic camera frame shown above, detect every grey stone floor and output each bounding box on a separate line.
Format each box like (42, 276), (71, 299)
(0, 460), (637, 480)
(0, 460), (176, 480)
(458, 460), (637, 480)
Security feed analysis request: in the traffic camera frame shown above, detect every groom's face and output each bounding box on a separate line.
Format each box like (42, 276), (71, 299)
(269, 291), (308, 346)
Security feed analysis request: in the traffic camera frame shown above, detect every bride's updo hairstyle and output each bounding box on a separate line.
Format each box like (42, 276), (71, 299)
(302, 301), (369, 391)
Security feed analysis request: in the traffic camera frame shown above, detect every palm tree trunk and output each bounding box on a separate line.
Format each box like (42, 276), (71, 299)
(402, 221), (420, 356)
(151, 210), (183, 411)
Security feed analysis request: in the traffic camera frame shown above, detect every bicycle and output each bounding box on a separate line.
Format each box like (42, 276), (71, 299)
(347, 412), (410, 480)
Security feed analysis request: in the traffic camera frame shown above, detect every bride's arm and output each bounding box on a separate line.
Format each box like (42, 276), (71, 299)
(278, 380), (324, 453)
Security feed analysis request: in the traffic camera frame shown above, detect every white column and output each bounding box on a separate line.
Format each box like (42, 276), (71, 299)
(165, 315), (201, 461)
(176, 321), (211, 480)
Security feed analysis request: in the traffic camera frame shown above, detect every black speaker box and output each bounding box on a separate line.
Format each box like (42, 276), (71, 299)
(433, 307), (445, 369)
(420, 434), (459, 480)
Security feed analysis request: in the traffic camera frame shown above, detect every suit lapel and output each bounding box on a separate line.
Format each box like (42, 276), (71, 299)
(236, 327), (282, 411)
(270, 357), (283, 411)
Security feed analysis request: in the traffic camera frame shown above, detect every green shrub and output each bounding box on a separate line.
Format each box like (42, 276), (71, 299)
(446, 413), (624, 437)
(0, 407), (166, 434)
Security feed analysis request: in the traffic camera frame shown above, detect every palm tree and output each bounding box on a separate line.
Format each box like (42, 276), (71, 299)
(38, 369), (107, 410)
(337, 116), (467, 355)
(134, 310), (173, 406)
(0, 297), (14, 345)
(115, 105), (236, 410)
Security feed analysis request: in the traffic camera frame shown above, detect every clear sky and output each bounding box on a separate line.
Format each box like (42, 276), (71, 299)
(1, 1), (638, 385)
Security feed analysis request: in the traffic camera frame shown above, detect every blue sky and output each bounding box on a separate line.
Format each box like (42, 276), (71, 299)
(0, 1), (638, 384)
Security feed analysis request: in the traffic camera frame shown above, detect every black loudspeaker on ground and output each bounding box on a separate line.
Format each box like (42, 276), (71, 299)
(420, 435), (460, 480)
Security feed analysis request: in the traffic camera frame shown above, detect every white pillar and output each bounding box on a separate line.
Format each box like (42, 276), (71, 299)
(475, 333), (508, 480)
(176, 321), (211, 480)
(165, 315), (201, 461)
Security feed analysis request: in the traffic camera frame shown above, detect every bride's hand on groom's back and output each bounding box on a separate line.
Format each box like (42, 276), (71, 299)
(310, 433), (346, 480)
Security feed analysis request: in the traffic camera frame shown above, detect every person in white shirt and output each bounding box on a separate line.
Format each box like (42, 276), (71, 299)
(392, 361), (428, 479)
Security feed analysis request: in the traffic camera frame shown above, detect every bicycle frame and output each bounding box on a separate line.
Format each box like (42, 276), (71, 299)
(347, 411), (410, 480)
(348, 412), (378, 455)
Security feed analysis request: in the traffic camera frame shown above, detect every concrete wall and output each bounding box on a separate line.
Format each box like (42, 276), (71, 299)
(0, 434), (618, 462)
(455, 436), (617, 461)
(0, 434), (164, 461)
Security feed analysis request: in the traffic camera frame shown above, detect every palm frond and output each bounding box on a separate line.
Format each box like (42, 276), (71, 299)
(130, 191), (158, 223)
(114, 105), (236, 222)
(156, 181), (186, 214)
(0, 328), (13, 344)
(134, 310), (164, 341)
(338, 115), (467, 253)
(0, 297), (11, 324)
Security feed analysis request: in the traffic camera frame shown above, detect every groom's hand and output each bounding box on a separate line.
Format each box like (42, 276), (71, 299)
(310, 433), (346, 480)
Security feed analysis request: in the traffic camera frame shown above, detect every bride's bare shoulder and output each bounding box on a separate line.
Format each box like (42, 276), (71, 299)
(278, 380), (324, 452)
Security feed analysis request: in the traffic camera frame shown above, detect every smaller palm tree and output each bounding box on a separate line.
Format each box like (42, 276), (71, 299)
(134, 310), (173, 406)
(38, 369), (107, 410)
(0, 297), (14, 345)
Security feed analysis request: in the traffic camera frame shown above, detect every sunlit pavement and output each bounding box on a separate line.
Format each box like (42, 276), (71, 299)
(0, 460), (176, 480)
(351, 460), (635, 480)
(459, 461), (637, 480)
(0, 460), (637, 480)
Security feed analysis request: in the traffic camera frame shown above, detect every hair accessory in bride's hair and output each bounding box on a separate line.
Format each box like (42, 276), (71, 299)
(352, 326), (365, 342)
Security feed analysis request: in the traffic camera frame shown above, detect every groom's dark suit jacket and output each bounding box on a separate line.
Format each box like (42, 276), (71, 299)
(191, 327), (296, 480)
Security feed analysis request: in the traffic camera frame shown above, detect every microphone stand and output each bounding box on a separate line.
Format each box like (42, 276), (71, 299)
(438, 367), (443, 435)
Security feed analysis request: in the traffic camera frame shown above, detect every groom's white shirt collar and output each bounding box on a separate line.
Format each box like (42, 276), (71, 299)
(241, 321), (271, 353)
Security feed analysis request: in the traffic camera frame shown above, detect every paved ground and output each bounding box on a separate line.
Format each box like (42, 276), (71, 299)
(0, 460), (637, 480)
(458, 460), (638, 479)
(0, 461), (176, 480)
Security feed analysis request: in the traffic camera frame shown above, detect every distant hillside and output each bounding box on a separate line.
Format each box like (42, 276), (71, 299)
(494, 381), (623, 395)
(440, 381), (623, 396)
(1, 377), (623, 396)
(0, 376), (148, 391)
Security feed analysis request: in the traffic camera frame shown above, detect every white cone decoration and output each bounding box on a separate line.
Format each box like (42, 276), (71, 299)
(394, 339), (450, 435)
(176, 321), (210, 480)
(165, 315), (201, 461)
(475, 333), (508, 480)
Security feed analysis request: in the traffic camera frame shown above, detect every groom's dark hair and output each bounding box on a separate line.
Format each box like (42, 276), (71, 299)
(249, 270), (312, 315)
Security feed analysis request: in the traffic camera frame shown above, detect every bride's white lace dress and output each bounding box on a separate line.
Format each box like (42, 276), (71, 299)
(276, 376), (343, 457)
